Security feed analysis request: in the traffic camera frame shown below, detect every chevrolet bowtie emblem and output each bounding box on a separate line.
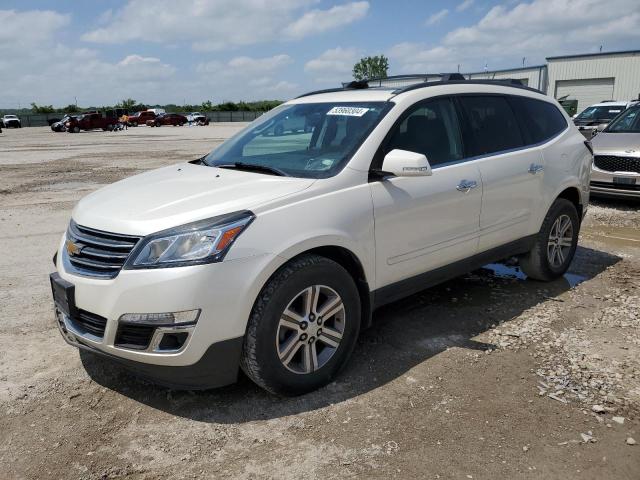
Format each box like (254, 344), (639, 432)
(65, 239), (83, 256)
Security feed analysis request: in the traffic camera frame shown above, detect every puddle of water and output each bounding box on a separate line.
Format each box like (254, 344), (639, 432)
(563, 272), (587, 288)
(482, 263), (587, 287)
(482, 263), (527, 280)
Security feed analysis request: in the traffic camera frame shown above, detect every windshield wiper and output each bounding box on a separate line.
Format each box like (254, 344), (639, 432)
(217, 162), (289, 177)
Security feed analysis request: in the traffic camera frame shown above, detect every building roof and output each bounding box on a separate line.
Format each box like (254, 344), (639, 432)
(465, 64), (546, 75)
(546, 49), (640, 61)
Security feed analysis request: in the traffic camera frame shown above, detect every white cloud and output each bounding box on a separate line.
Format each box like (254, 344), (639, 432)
(285, 2), (369, 38)
(304, 47), (360, 81)
(389, 0), (640, 73)
(197, 54), (293, 75)
(82, 0), (367, 51)
(194, 55), (298, 100)
(426, 9), (449, 26)
(456, 0), (474, 12)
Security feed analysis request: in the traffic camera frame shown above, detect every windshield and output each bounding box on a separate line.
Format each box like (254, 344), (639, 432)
(604, 107), (640, 132)
(203, 102), (389, 178)
(576, 105), (625, 121)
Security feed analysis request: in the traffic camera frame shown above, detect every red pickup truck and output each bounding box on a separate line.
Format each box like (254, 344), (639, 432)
(128, 110), (156, 126)
(66, 113), (117, 133)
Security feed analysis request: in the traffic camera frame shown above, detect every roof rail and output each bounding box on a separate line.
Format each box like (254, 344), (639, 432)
(392, 78), (543, 95)
(295, 74), (542, 99)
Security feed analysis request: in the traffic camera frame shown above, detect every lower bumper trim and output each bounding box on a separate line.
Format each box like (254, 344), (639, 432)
(75, 336), (244, 390)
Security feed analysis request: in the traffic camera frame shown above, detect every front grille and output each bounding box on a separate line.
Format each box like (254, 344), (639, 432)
(68, 310), (108, 338)
(115, 323), (155, 350)
(65, 221), (140, 278)
(591, 181), (640, 191)
(594, 155), (640, 173)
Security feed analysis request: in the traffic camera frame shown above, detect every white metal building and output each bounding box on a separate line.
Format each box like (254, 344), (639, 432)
(467, 50), (640, 113)
(546, 50), (640, 112)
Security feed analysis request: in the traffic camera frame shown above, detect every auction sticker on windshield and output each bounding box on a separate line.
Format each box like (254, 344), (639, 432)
(327, 106), (370, 117)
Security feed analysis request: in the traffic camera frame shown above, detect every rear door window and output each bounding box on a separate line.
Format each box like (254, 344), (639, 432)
(458, 96), (524, 156)
(510, 97), (568, 145)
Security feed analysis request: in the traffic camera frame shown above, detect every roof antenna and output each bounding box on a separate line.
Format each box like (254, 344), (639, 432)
(457, 64), (461, 73)
(599, 45), (603, 52)
(522, 57), (526, 67)
(484, 62), (488, 72)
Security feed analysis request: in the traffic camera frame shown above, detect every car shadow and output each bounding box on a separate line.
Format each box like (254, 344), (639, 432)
(80, 245), (621, 423)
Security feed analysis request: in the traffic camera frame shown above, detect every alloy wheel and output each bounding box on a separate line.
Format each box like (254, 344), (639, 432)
(547, 214), (573, 267)
(276, 285), (345, 374)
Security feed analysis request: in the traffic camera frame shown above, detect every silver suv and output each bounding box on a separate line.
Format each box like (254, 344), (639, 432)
(591, 104), (640, 198)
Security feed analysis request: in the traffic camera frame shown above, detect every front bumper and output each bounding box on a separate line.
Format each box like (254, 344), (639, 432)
(53, 233), (276, 384)
(590, 166), (640, 199)
(55, 307), (243, 389)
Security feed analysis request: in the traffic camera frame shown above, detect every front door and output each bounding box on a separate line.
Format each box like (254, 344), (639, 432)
(370, 97), (482, 289)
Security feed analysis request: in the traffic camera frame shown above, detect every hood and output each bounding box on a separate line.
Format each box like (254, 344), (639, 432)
(72, 163), (315, 235)
(592, 132), (640, 154)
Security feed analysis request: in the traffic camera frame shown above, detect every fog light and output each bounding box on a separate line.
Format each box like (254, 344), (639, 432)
(118, 309), (200, 326)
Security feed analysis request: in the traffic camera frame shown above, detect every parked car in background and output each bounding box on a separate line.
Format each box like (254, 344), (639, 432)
(148, 113), (188, 127)
(128, 110), (156, 127)
(51, 77), (591, 395)
(1, 115), (21, 128)
(66, 113), (117, 133)
(187, 112), (210, 125)
(590, 104), (640, 199)
(573, 101), (635, 138)
(147, 108), (166, 116)
(51, 115), (75, 132)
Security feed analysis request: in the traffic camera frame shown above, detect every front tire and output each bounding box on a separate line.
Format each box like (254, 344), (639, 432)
(519, 198), (580, 281)
(241, 255), (361, 396)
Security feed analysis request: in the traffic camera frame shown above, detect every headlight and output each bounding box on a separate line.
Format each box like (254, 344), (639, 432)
(125, 211), (254, 269)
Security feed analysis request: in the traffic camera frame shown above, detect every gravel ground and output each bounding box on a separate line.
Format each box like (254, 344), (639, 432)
(1, 126), (639, 479)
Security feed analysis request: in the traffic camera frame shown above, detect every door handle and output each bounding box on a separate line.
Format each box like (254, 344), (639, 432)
(528, 163), (544, 174)
(456, 180), (478, 192)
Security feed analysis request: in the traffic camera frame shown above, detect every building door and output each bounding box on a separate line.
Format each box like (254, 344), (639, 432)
(554, 78), (615, 113)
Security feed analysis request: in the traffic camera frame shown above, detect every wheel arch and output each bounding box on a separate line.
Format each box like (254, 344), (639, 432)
(556, 186), (583, 220)
(255, 244), (374, 330)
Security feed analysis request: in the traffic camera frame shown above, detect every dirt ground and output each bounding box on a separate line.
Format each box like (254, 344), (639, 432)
(1, 126), (639, 480)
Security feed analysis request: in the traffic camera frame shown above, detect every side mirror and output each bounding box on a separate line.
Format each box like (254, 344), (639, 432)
(380, 149), (432, 177)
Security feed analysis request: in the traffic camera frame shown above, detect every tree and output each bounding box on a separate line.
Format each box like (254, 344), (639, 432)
(63, 104), (79, 113)
(201, 100), (214, 112)
(30, 102), (55, 114)
(352, 55), (389, 81)
(117, 98), (139, 110)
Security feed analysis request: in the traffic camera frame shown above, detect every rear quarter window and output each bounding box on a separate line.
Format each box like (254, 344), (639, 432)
(510, 97), (567, 145)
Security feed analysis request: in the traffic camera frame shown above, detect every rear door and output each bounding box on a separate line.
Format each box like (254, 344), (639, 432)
(370, 97), (482, 289)
(457, 95), (544, 252)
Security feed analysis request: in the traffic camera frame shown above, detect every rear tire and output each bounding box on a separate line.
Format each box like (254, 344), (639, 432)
(519, 198), (580, 281)
(241, 254), (361, 396)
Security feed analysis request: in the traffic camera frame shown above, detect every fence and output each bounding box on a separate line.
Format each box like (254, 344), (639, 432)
(2, 111), (265, 127)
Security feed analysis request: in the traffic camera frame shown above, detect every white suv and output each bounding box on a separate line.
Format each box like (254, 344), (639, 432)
(51, 77), (592, 395)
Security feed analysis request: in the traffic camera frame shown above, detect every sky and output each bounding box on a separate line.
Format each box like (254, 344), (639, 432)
(1, 0), (639, 108)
